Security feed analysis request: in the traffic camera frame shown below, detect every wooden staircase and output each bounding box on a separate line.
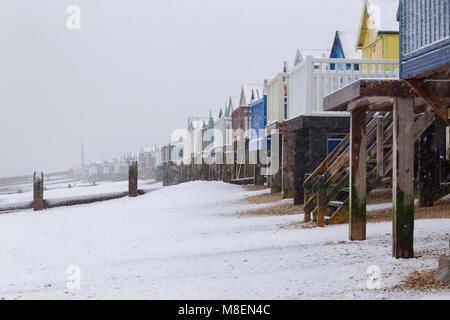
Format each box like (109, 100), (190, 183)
(303, 111), (438, 225)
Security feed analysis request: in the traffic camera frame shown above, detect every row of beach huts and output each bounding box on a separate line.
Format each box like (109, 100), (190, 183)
(135, 0), (448, 259)
(153, 0), (401, 186)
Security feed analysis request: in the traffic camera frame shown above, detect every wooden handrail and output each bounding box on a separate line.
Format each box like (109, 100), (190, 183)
(304, 111), (436, 222)
(304, 135), (349, 186)
(305, 112), (381, 186)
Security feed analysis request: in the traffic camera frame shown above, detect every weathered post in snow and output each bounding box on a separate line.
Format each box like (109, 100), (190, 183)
(33, 171), (44, 211)
(128, 161), (138, 197)
(392, 98), (415, 259)
(162, 162), (168, 186)
(317, 175), (327, 227)
(349, 108), (367, 241)
(180, 163), (185, 183)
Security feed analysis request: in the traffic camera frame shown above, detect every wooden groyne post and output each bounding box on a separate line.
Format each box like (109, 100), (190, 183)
(392, 98), (415, 259)
(349, 108), (367, 241)
(317, 175), (326, 227)
(33, 171), (44, 211)
(128, 161), (138, 197)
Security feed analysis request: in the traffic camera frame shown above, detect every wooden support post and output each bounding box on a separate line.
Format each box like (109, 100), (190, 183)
(303, 174), (311, 222)
(33, 171), (44, 211)
(162, 162), (167, 186)
(349, 108), (367, 241)
(204, 163), (209, 181)
(128, 161), (138, 197)
(254, 150), (264, 185)
(392, 98), (415, 259)
(244, 138), (250, 179)
(376, 115), (384, 178)
(317, 175), (326, 227)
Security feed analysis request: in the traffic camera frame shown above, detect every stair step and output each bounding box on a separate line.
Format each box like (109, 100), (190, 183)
(341, 187), (349, 193)
(329, 201), (344, 207)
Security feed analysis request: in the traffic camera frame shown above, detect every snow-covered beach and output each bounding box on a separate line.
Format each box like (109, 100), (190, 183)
(0, 181), (448, 300)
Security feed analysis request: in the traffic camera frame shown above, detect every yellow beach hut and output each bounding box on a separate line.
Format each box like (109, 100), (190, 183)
(356, 0), (399, 61)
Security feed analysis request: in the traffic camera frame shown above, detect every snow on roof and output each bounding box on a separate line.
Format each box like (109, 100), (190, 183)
(335, 31), (362, 59)
(240, 84), (264, 107)
(209, 110), (221, 122)
(228, 96), (240, 110)
(282, 61), (295, 73)
(293, 48), (331, 66)
(368, 0), (399, 32)
(188, 117), (207, 131)
(357, 0), (399, 47)
(140, 146), (154, 153)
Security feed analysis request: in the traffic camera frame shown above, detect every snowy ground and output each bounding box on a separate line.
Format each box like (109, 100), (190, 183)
(0, 181), (448, 300)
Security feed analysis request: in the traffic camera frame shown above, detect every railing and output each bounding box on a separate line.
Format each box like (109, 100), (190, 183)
(289, 57), (399, 118)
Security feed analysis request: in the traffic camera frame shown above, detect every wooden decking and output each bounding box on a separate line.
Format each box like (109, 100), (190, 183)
(324, 79), (449, 119)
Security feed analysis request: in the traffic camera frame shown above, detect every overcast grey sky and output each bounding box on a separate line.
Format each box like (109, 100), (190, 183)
(0, 0), (363, 177)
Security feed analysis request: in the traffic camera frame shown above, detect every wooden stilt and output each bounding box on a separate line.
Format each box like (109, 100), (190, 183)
(317, 175), (326, 227)
(254, 150), (264, 185)
(33, 171), (44, 211)
(349, 108), (367, 241)
(392, 98), (415, 259)
(128, 161), (138, 197)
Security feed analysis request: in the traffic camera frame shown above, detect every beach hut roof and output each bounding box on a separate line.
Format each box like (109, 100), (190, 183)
(293, 48), (331, 66)
(239, 84), (264, 107)
(332, 31), (362, 59)
(356, 0), (399, 48)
